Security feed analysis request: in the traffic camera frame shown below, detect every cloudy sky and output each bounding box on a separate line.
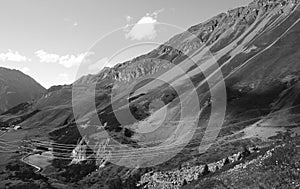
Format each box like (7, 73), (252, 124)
(0, 0), (251, 88)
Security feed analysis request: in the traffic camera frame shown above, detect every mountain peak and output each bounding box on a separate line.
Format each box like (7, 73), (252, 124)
(0, 67), (46, 113)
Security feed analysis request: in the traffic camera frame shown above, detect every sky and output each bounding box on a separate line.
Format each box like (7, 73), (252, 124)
(0, 0), (252, 88)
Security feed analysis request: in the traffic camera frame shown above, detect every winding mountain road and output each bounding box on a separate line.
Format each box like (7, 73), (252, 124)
(21, 153), (42, 173)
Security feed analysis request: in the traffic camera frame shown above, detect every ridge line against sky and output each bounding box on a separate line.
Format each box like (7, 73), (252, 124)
(0, 0), (252, 88)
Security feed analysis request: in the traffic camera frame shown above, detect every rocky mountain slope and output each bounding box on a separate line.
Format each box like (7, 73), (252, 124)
(0, 67), (46, 114)
(1, 0), (300, 188)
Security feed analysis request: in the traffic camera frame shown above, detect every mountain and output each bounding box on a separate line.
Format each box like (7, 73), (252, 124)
(0, 67), (46, 114)
(1, 0), (300, 188)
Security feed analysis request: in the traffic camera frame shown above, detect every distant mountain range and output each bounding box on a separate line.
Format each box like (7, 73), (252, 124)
(0, 67), (46, 113)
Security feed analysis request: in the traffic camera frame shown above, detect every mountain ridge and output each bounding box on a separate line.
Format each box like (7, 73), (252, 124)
(0, 67), (46, 113)
(1, 0), (300, 188)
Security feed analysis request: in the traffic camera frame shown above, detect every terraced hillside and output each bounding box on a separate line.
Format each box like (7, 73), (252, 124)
(0, 0), (300, 188)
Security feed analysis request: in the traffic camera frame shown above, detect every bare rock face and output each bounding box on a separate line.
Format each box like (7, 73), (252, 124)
(3, 0), (299, 149)
(0, 67), (46, 113)
(70, 137), (88, 164)
(88, 0), (299, 86)
(2, 1), (300, 187)
(1, 0), (298, 143)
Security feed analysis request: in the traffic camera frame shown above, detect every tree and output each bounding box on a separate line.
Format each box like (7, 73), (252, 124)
(241, 146), (251, 158)
(202, 164), (210, 176)
(223, 157), (230, 166)
(215, 166), (219, 172)
(108, 175), (123, 189)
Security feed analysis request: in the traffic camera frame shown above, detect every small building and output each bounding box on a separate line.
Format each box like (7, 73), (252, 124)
(13, 125), (22, 130)
(0, 127), (8, 131)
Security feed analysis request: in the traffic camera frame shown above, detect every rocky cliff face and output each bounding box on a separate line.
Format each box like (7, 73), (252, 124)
(92, 0), (299, 85)
(3, 0), (300, 151)
(1, 0), (300, 187)
(66, 0), (300, 170)
(2, 0), (299, 147)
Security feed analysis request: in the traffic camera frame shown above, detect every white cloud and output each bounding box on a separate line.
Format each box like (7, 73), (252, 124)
(73, 22), (78, 27)
(35, 50), (94, 68)
(125, 9), (164, 41)
(59, 53), (90, 68)
(35, 50), (60, 63)
(0, 50), (31, 62)
(20, 67), (30, 74)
